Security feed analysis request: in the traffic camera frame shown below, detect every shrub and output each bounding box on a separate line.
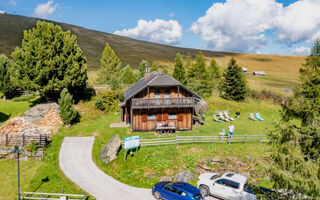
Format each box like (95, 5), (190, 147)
(26, 142), (40, 154)
(100, 90), (124, 112)
(58, 88), (80, 125)
(12, 94), (38, 102)
(95, 98), (106, 111)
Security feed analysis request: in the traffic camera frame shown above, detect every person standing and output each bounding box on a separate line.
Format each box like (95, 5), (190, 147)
(228, 123), (235, 143)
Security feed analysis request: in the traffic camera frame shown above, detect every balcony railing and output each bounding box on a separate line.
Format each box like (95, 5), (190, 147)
(131, 97), (195, 109)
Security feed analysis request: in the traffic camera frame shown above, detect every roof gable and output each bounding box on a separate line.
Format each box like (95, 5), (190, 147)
(124, 71), (200, 101)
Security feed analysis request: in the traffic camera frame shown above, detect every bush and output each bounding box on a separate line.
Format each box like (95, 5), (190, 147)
(247, 89), (288, 104)
(100, 90), (124, 112)
(26, 142), (40, 154)
(95, 98), (106, 111)
(58, 88), (80, 125)
(12, 94), (38, 102)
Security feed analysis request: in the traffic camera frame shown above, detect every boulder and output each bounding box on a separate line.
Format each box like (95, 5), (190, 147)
(159, 176), (172, 182)
(194, 100), (208, 120)
(100, 134), (121, 164)
(174, 171), (195, 182)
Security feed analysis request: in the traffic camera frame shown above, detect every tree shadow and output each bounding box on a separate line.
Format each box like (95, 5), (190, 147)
(0, 112), (10, 122)
(25, 176), (50, 197)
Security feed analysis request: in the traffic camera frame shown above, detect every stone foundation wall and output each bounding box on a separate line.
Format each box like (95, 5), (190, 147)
(0, 134), (50, 147)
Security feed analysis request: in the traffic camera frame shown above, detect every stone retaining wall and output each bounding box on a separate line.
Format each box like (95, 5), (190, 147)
(0, 134), (50, 146)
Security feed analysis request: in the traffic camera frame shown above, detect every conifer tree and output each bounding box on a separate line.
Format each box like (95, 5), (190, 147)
(221, 58), (248, 101)
(11, 21), (87, 100)
(187, 52), (212, 97)
(137, 60), (149, 79)
(173, 53), (186, 85)
(184, 52), (193, 82)
(261, 40), (320, 198)
(96, 43), (121, 85)
(58, 88), (79, 125)
(208, 58), (222, 92)
(0, 54), (17, 99)
(120, 64), (136, 84)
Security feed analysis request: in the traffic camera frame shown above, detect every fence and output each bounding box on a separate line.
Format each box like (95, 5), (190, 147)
(21, 191), (85, 200)
(0, 134), (50, 147)
(123, 135), (268, 147)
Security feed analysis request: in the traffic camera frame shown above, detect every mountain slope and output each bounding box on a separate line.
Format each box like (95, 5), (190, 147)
(0, 14), (306, 92)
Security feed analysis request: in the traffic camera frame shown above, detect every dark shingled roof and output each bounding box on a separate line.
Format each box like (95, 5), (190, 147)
(124, 71), (201, 101)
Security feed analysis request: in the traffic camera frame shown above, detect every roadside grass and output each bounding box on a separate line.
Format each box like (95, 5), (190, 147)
(0, 160), (41, 200)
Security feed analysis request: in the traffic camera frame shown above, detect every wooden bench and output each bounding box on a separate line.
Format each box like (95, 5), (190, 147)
(156, 126), (176, 134)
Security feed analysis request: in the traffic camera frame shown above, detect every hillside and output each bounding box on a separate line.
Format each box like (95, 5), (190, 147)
(0, 14), (306, 93)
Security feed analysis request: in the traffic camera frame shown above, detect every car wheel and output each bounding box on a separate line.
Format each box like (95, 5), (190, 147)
(153, 191), (161, 199)
(199, 185), (210, 197)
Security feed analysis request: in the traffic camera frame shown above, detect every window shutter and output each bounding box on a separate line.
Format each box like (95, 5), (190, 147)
(178, 113), (183, 121)
(163, 113), (169, 120)
(142, 114), (147, 122)
(156, 114), (162, 121)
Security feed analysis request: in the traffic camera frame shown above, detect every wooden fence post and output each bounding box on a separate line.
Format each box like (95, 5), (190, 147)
(260, 135), (262, 143)
(212, 134), (214, 144)
(83, 191), (85, 200)
(176, 135), (178, 145)
(22, 134), (25, 146)
(41, 188), (44, 200)
(244, 135), (247, 143)
(5, 134), (8, 146)
(158, 135), (160, 146)
(193, 135), (195, 144)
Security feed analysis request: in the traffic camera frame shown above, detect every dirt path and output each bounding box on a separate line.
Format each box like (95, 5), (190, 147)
(59, 136), (216, 200)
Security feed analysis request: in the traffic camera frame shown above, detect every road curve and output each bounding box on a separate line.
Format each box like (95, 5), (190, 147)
(59, 137), (153, 200)
(59, 137), (217, 200)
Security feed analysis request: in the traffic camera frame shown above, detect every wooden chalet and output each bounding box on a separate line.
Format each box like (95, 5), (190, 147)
(120, 71), (201, 131)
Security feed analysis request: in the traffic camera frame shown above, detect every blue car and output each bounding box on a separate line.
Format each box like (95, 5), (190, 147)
(152, 181), (204, 200)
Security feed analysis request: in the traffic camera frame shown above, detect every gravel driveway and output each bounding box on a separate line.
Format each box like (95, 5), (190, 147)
(59, 136), (217, 200)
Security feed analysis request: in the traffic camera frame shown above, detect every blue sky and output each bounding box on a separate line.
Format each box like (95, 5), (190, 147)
(1, 0), (319, 55)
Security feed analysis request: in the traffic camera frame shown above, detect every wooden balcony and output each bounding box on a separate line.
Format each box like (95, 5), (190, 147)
(131, 97), (195, 109)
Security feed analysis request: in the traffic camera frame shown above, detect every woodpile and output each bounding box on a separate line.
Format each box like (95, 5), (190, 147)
(0, 117), (50, 135)
(34, 109), (63, 129)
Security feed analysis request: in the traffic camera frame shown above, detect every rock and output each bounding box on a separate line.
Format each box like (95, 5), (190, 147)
(207, 158), (221, 165)
(34, 150), (43, 157)
(241, 172), (250, 177)
(196, 163), (211, 170)
(194, 167), (207, 175)
(159, 176), (172, 182)
(22, 150), (32, 157)
(148, 174), (157, 179)
(20, 156), (28, 161)
(24, 103), (59, 123)
(194, 100), (208, 118)
(6, 153), (17, 159)
(100, 134), (121, 164)
(174, 171), (195, 182)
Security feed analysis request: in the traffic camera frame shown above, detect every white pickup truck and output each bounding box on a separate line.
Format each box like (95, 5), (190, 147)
(197, 172), (256, 200)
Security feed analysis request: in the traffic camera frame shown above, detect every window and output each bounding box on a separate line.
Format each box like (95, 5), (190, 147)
(148, 114), (156, 120)
(169, 113), (176, 119)
(216, 179), (240, 189)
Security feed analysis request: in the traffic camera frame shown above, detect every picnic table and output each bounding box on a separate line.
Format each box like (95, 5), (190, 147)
(156, 126), (176, 134)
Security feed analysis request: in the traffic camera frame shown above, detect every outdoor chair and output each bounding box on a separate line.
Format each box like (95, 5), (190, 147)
(219, 112), (230, 122)
(250, 113), (258, 121)
(224, 111), (234, 121)
(256, 113), (264, 121)
(213, 114), (223, 122)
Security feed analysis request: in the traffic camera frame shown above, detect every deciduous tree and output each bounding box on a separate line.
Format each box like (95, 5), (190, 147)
(0, 54), (17, 99)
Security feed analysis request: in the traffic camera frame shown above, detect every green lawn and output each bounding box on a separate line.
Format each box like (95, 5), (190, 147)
(0, 100), (31, 122)
(0, 96), (279, 199)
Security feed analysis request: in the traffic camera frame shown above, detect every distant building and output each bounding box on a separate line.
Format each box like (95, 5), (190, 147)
(253, 71), (266, 76)
(119, 71), (201, 132)
(242, 68), (250, 75)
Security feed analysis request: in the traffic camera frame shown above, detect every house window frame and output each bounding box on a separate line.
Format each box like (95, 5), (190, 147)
(169, 113), (177, 120)
(148, 114), (156, 120)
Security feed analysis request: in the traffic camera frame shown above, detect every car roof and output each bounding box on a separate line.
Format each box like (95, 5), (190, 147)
(222, 173), (247, 183)
(171, 182), (200, 195)
(199, 173), (219, 180)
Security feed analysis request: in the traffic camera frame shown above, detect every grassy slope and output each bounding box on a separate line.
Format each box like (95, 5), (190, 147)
(0, 14), (305, 92)
(0, 100), (31, 122)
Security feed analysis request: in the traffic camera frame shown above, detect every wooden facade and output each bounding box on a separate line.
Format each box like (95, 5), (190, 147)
(120, 72), (201, 132)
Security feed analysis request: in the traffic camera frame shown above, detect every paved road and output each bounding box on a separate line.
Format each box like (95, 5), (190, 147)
(59, 137), (217, 200)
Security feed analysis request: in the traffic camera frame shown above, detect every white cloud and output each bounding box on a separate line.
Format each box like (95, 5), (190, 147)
(169, 12), (174, 18)
(294, 46), (311, 55)
(276, 0), (320, 44)
(34, 0), (58, 19)
(114, 19), (182, 44)
(190, 0), (320, 53)
(190, 0), (282, 52)
(10, 0), (16, 7)
(0, 10), (6, 14)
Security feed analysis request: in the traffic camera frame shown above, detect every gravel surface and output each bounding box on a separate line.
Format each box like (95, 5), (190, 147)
(59, 136), (217, 200)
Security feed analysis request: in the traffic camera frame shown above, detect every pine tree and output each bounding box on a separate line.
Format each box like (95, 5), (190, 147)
(58, 88), (79, 125)
(0, 54), (17, 99)
(261, 40), (320, 198)
(173, 53), (186, 85)
(187, 52), (212, 97)
(11, 21), (87, 100)
(184, 52), (193, 82)
(96, 43), (121, 85)
(137, 60), (149, 79)
(208, 58), (222, 92)
(221, 58), (248, 101)
(119, 64), (136, 84)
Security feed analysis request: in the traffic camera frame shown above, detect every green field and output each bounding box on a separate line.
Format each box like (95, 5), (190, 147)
(0, 100), (31, 122)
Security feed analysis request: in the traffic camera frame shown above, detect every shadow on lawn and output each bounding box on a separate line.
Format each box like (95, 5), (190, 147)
(0, 112), (10, 123)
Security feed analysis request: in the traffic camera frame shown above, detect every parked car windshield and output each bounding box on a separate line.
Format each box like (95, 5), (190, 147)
(210, 174), (222, 180)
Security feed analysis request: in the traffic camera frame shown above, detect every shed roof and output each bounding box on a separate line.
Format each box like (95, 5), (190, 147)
(124, 71), (201, 101)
